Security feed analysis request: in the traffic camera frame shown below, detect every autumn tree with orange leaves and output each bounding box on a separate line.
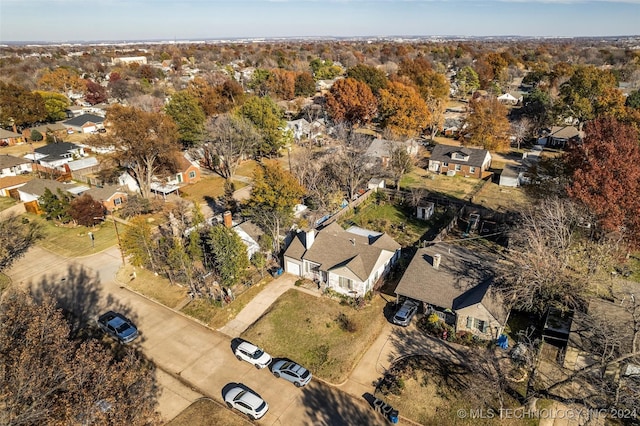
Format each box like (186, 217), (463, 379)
(463, 97), (511, 152)
(565, 117), (640, 247)
(379, 81), (430, 138)
(325, 77), (377, 126)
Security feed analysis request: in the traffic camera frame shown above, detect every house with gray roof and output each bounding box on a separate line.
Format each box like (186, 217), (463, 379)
(0, 154), (32, 177)
(546, 125), (583, 148)
(365, 138), (419, 168)
(284, 222), (401, 297)
(427, 144), (491, 179)
(62, 113), (105, 134)
(16, 178), (83, 203)
(395, 243), (508, 339)
(24, 142), (86, 169)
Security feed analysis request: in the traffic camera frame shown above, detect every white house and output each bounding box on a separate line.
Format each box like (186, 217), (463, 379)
(24, 142), (86, 169)
(283, 222), (401, 297)
(0, 154), (32, 177)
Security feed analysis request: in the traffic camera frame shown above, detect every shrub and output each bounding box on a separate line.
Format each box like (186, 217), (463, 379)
(335, 312), (357, 333)
(30, 129), (43, 142)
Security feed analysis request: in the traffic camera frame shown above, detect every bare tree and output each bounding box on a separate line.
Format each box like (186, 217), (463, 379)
(204, 113), (260, 178)
(499, 198), (619, 315)
(511, 116), (532, 150)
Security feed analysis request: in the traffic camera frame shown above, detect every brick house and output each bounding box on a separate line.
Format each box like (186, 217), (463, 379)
(428, 145), (491, 179)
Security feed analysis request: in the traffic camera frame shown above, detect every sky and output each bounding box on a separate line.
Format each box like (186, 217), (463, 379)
(1, 0), (639, 43)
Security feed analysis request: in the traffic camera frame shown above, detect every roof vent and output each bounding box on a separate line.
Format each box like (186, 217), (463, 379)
(350, 239), (356, 246)
(433, 253), (441, 269)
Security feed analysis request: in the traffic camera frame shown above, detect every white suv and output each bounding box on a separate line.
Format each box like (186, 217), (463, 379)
(234, 341), (272, 369)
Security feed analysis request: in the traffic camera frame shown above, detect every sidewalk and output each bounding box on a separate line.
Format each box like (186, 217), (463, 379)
(217, 273), (298, 337)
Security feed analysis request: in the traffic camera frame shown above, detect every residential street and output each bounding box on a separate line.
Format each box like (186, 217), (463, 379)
(6, 246), (389, 425)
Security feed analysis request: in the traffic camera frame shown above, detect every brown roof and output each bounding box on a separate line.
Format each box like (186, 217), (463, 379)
(284, 222), (400, 282)
(0, 154), (31, 169)
(395, 243), (507, 323)
(549, 126), (582, 140)
(17, 178), (78, 198)
(0, 175), (30, 189)
(84, 185), (128, 202)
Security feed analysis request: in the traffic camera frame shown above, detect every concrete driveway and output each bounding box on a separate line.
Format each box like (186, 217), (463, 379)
(6, 247), (387, 425)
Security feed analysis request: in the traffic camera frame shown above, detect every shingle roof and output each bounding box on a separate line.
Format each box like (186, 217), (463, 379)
(63, 114), (104, 127)
(0, 128), (22, 138)
(28, 123), (67, 133)
(395, 243), (507, 323)
(18, 178), (79, 198)
(84, 185), (127, 202)
(66, 157), (98, 171)
(549, 126), (581, 140)
(429, 144), (489, 168)
(0, 175), (30, 189)
(0, 154), (31, 169)
(284, 222), (400, 282)
(34, 142), (82, 161)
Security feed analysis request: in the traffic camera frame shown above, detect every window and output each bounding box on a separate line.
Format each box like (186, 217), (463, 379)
(442, 162), (449, 167)
(474, 319), (487, 333)
(469, 167), (476, 173)
(454, 164), (461, 171)
(466, 317), (473, 328)
(189, 170), (196, 179)
(338, 276), (353, 290)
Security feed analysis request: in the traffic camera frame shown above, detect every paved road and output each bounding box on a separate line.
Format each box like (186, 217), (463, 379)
(6, 247), (387, 425)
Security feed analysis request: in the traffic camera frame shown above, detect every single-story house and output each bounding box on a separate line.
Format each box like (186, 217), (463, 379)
(497, 92), (521, 105)
(84, 185), (128, 213)
(428, 145), (491, 179)
(0, 154), (32, 177)
(22, 123), (67, 141)
(286, 118), (311, 141)
(284, 222), (401, 297)
(365, 138), (420, 168)
(546, 126), (583, 148)
(62, 113), (105, 134)
(0, 175), (30, 197)
(394, 243), (508, 340)
(16, 178), (82, 203)
(167, 155), (201, 186)
(0, 128), (24, 146)
(24, 142), (86, 169)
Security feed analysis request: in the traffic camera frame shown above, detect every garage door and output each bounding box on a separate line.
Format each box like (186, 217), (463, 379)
(286, 261), (300, 276)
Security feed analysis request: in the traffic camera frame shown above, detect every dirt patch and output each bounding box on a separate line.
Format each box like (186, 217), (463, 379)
(166, 398), (249, 426)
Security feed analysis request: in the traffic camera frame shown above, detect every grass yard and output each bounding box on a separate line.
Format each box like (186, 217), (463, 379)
(180, 175), (247, 205)
(241, 290), (388, 384)
(401, 168), (483, 200)
(181, 275), (274, 329)
(166, 398), (249, 426)
(233, 159), (258, 178)
(0, 141), (46, 156)
(342, 199), (446, 246)
(117, 264), (188, 309)
(381, 356), (535, 426)
(0, 272), (11, 294)
(0, 196), (17, 211)
(471, 182), (531, 212)
(27, 214), (119, 257)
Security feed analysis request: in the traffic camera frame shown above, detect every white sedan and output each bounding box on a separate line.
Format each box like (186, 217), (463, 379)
(234, 341), (272, 369)
(224, 385), (269, 420)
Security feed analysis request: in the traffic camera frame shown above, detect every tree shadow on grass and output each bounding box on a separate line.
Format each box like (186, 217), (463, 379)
(29, 264), (137, 341)
(301, 380), (388, 426)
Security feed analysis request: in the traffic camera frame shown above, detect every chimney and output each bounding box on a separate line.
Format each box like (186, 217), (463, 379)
(305, 229), (315, 249)
(223, 210), (232, 228)
(433, 253), (441, 270)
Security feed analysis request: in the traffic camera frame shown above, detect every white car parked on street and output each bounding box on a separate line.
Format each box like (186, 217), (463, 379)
(234, 341), (272, 369)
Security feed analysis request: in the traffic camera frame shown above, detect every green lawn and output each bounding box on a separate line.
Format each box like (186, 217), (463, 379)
(241, 290), (388, 384)
(234, 159), (258, 178)
(27, 214), (119, 257)
(341, 201), (436, 246)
